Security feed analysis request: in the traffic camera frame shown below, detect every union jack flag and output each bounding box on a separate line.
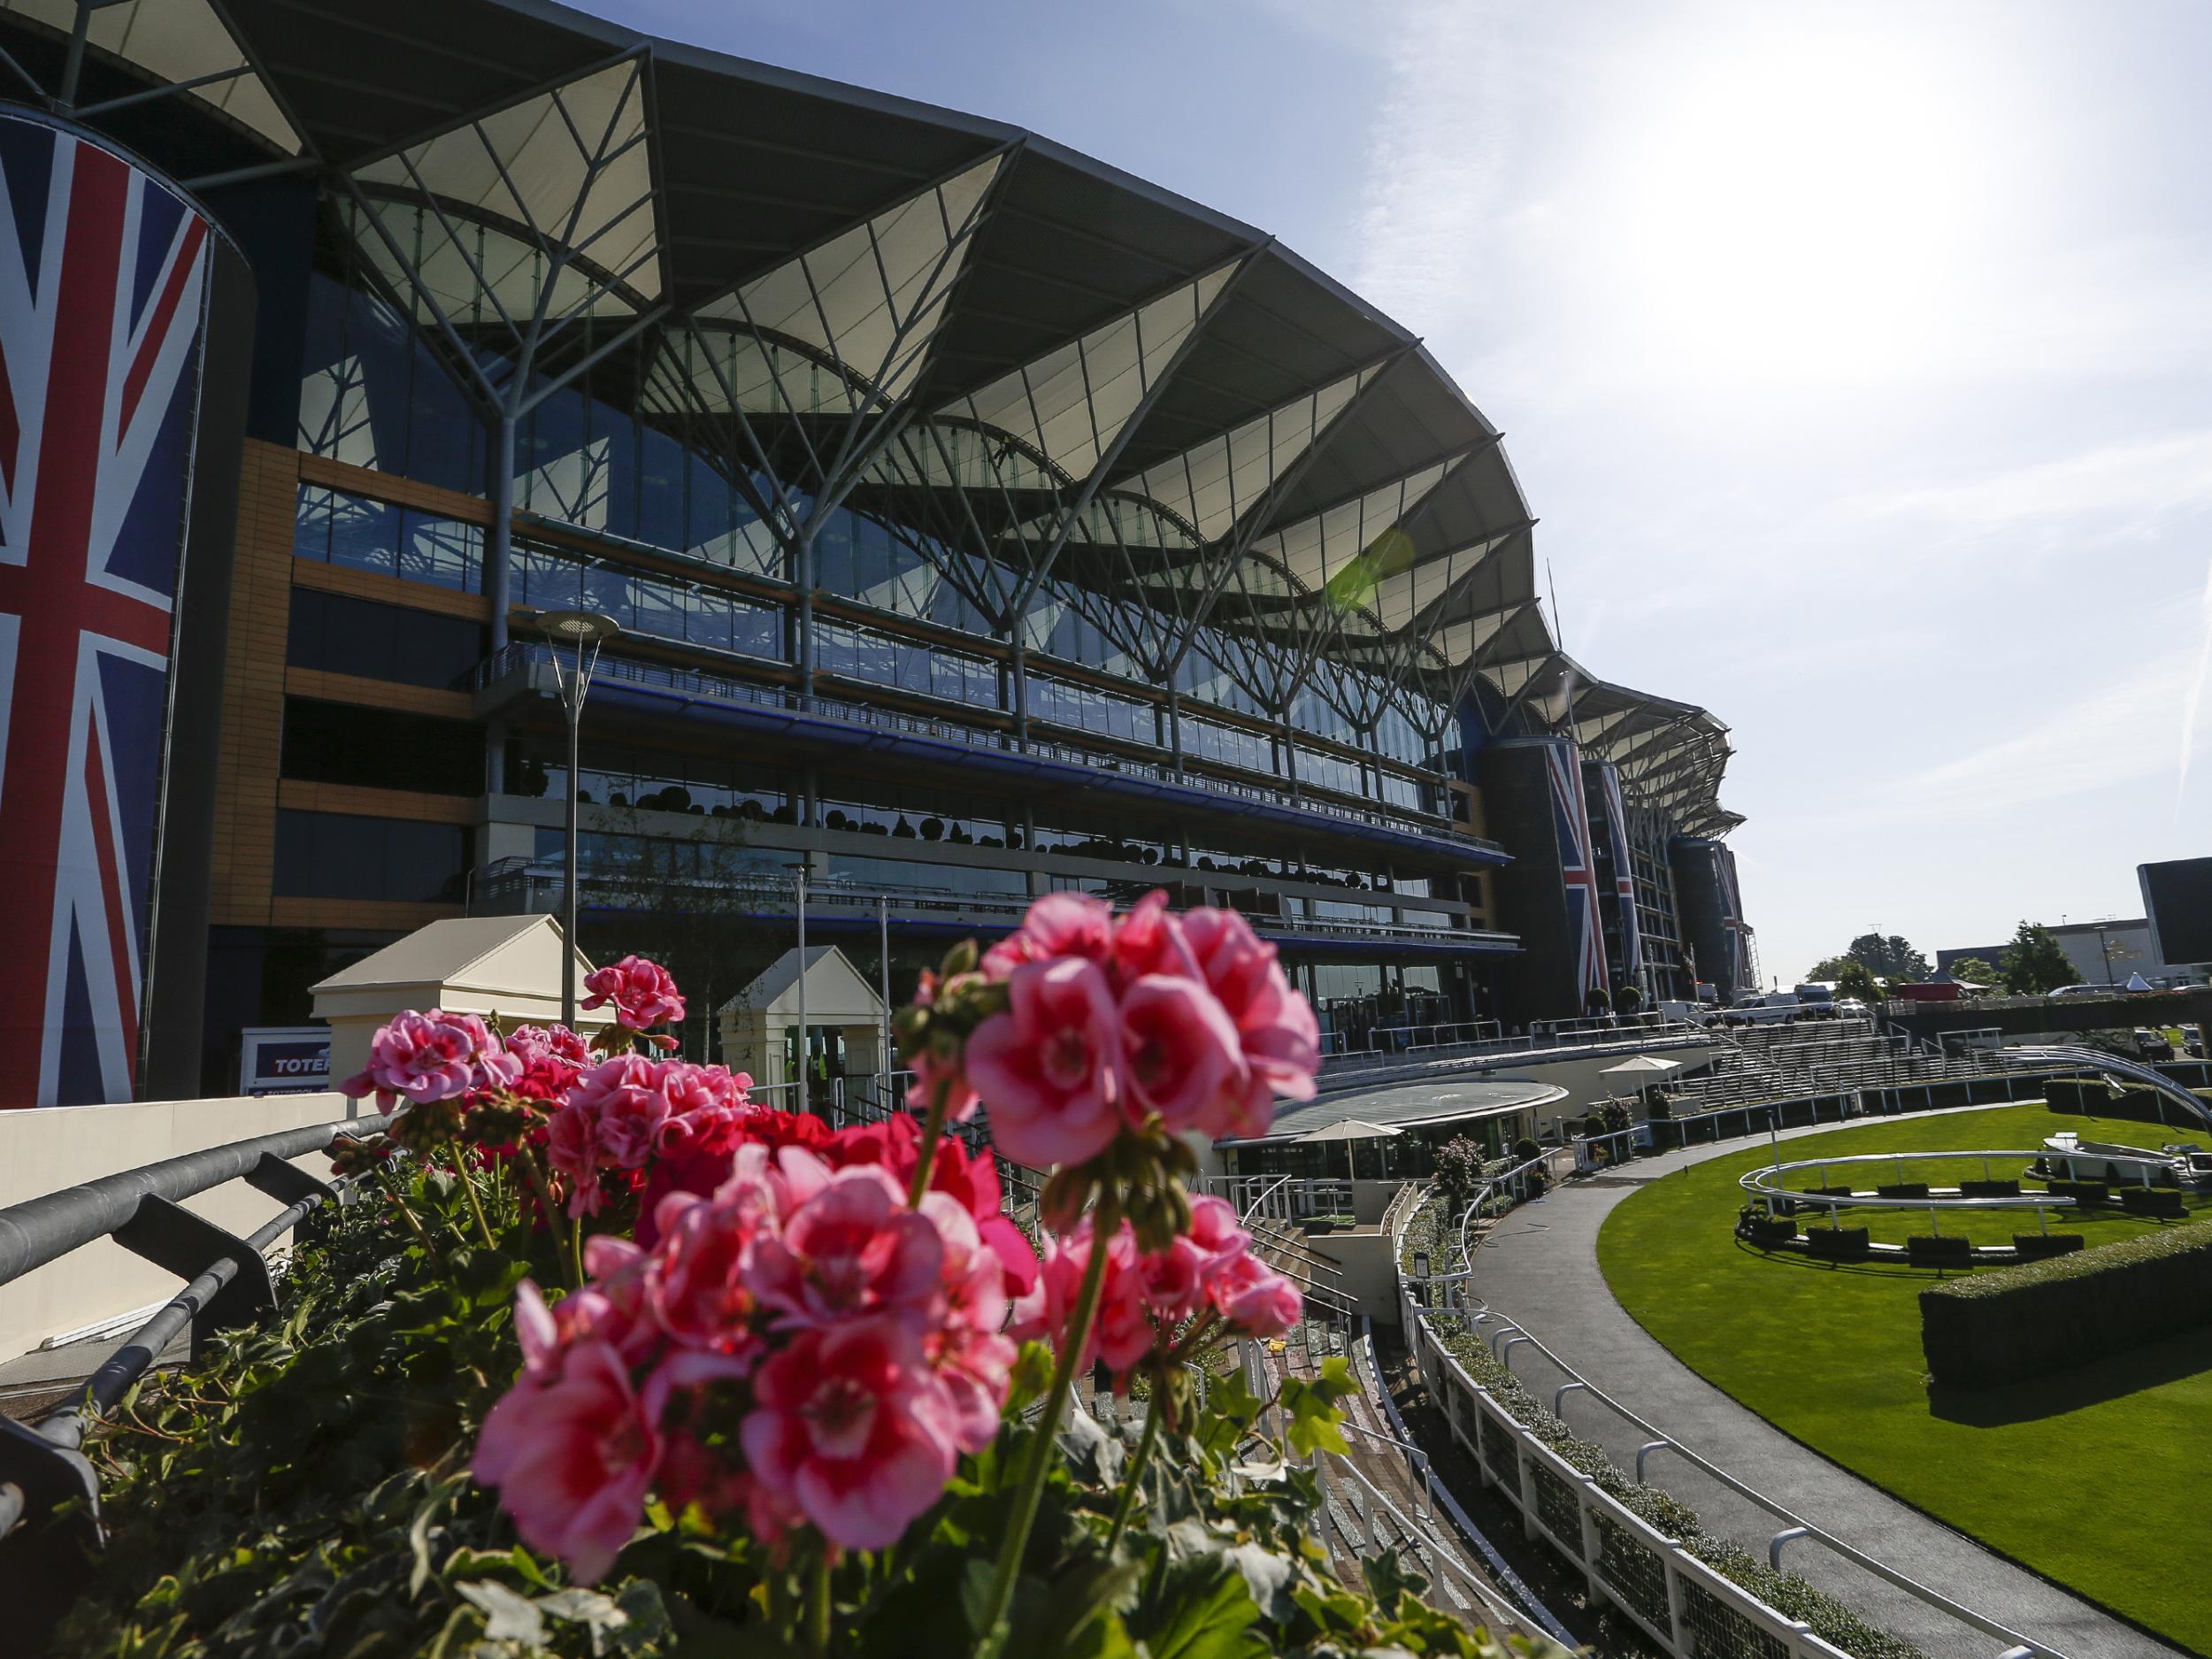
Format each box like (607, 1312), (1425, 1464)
(1586, 759), (1642, 980)
(0, 114), (209, 1106)
(1541, 740), (1609, 1000)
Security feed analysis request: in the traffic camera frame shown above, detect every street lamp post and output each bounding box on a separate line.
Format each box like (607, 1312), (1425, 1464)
(787, 861), (809, 1109)
(539, 611), (621, 1028)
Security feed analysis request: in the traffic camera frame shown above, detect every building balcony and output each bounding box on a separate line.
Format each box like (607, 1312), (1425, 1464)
(470, 643), (1507, 870)
(465, 857), (1522, 962)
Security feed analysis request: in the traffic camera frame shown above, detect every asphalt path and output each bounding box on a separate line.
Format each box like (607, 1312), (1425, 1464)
(1454, 1111), (2189, 1659)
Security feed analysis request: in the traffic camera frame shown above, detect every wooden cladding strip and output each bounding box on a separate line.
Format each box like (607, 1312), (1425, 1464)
(271, 897), (463, 933)
(211, 442), (303, 926)
(276, 779), (482, 826)
(292, 557), (495, 622)
(283, 667), (475, 720)
(297, 449), (494, 525)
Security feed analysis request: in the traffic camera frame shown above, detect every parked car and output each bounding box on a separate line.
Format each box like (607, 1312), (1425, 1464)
(2049, 983), (2113, 1000)
(2183, 1024), (2205, 1059)
(1657, 999), (1715, 1027)
(1834, 996), (1870, 1019)
(1723, 993), (1801, 1027)
(2133, 1027), (2176, 1061)
(1793, 983), (1838, 1019)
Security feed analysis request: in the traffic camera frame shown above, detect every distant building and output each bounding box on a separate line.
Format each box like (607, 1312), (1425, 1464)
(1937, 921), (2192, 988)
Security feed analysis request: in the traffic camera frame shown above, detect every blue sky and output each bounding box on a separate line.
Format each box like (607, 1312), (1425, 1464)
(607, 0), (2212, 983)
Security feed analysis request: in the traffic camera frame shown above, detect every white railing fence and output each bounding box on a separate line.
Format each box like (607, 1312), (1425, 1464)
(1401, 1306), (2055, 1659)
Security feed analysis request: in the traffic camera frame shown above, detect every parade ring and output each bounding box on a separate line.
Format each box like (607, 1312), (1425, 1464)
(1733, 1148), (2106, 1268)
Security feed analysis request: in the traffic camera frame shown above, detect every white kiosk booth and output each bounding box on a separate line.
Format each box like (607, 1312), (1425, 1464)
(310, 915), (614, 1082)
(718, 946), (888, 1096)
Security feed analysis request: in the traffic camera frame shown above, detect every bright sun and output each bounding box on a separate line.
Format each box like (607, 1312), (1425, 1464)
(1568, 19), (2003, 390)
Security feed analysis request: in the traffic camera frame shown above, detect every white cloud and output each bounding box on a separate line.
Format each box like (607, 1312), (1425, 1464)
(1838, 431), (2212, 540)
(1828, 646), (2209, 827)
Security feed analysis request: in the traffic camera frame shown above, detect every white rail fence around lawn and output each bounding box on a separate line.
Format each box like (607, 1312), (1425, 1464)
(1387, 1190), (2060, 1659)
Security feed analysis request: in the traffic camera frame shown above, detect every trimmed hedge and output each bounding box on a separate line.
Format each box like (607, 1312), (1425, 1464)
(1875, 1182), (1931, 1200)
(1921, 1217), (2212, 1387)
(1807, 1226), (1870, 1262)
(1959, 1179), (2021, 1198)
(2012, 1233), (2085, 1260)
(2120, 1187), (2188, 1219)
(1905, 1234), (1972, 1271)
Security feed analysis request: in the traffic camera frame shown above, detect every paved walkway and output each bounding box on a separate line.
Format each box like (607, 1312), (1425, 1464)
(1458, 1114), (2185, 1659)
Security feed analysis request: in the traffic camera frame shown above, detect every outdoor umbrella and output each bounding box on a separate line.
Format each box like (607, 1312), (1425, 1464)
(1295, 1117), (1404, 1182)
(1599, 1054), (1683, 1080)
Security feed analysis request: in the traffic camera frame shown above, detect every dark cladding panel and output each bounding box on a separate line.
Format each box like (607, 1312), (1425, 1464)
(1671, 836), (1747, 999)
(1483, 740), (1593, 1025)
(2139, 857), (2212, 965)
(0, 111), (249, 1105)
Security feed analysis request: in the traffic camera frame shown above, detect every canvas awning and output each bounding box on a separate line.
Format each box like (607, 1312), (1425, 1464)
(1600, 1055), (1683, 1079)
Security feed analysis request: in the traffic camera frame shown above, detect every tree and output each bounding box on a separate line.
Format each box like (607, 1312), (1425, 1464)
(1806, 955), (1857, 982)
(1846, 932), (1932, 981)
(1948, 956), (2002, 990)
(1833, 960), (1882, 1004)
(2000, 921), (2082, 995)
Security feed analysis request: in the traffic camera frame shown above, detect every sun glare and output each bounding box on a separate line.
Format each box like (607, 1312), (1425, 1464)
(1572, 21), (2001, 389)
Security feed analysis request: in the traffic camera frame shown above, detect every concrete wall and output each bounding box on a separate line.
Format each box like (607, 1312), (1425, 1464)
(1319, 1227), (1404, 1327)
(0, 1091), (360, 1365)
(1486, 1042), (1724, 1134)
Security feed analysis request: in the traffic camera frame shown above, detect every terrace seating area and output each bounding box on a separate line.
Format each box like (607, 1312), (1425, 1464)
(1660, 1018), (2018, 1114)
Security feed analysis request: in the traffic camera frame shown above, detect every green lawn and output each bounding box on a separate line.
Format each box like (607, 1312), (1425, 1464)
(1597, 1103), (2212, 1655)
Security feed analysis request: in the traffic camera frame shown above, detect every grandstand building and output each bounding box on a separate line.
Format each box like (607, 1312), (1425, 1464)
(0, 0), (1744, 1104)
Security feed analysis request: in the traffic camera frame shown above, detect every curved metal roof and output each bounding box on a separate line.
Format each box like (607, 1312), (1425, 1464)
(0, 0), (1735, 833)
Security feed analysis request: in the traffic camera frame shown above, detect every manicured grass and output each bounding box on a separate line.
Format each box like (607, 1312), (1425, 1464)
(1597, 1103), (2212, 1655)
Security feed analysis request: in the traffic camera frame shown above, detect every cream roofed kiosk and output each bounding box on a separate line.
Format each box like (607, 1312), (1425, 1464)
(310, 916), (616, 1083)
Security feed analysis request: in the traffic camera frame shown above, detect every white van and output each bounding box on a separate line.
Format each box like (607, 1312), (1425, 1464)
(1657, 999), (1715, 1027)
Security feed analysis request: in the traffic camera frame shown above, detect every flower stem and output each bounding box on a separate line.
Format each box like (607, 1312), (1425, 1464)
(514, 1146), (574, 1288)
(807, 1551), (833, 1656)
(974, 1194), (1118, 1659)
(905, 1076), (951, 1208)
(381, 1172), (442, 1271)
(1104, 1392), (1164, 1552)
(455, 1155), (497, 1251)
(569, 1210), (587, 1288)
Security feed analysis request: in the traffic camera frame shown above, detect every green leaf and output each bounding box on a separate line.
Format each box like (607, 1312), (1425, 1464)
(456, 1579), (545, 1645)
(1131, 1555), (1264, 1659)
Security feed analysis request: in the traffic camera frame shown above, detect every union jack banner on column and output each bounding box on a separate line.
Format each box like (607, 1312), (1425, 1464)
(0, 112), (210, 1106)
(1586, 759), (1642, 981)
(1540, 740), (1609, 1000)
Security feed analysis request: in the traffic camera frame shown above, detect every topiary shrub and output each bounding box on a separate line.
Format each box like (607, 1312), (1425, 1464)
(1512, 1136), (1542, 1164)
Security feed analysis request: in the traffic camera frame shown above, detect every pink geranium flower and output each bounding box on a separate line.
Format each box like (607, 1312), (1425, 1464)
(1118, 973), (1247, 1137)
(583, 955), (687, 1033)
(472, 1339), (658, 1584)
(740, 1316), (961, 1552)
(963, 956), (1123, 1168)
(1179, 908), (1320, 1138)
(338, 1010), (519, 1113)
(572, 1055), (672, 1170)
(744, 1164), (943, 1332)
(980, 892), (1113, 979)
(1207, 1248), (1302, 1337)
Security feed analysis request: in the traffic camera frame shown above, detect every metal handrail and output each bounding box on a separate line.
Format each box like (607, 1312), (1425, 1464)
(0, 1118), (358, 1287)
(0, 1118), (363, 1640)
(1435, 1309), (2062, 1659)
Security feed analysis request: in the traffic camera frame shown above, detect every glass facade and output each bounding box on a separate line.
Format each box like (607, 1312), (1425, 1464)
(293, 261), (1462, 817)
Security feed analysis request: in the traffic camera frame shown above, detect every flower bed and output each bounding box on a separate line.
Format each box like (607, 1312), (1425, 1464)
(44, 906), (1540, 1658)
